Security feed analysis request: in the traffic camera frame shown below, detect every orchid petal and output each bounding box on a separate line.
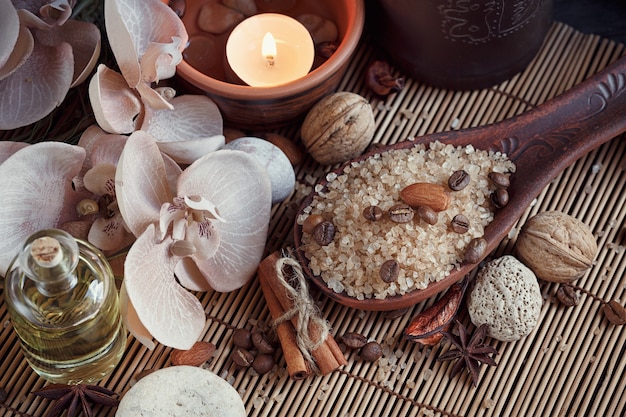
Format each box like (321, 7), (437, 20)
(176, 150), (271, 292)
(77, 124), (109, 153)
(136, 80), (174, 110)
(159, 201), (186, 241)
(184, 195), (226, 223)
(120, 282), (156, 350)
(140, 38), (184, 83)
(0, 142), (86, 276)
(0, 0), (27, 77)
(39, 0), (73, 26)
(0, 0), (19, 63)
(184, 218), (220, 261)
(54, 20), (101, 87)
(89, 64), (143, 134)
(88, 212), (130, 252)
(124, 224), (205, 349)
(0, 24), (34, 80)
(0, 42), (73, 130)
(105, 0), (187, 90)
(175, 258), (213, 292)
(116, 131), (173, 237)
(83, 164), (116, 196)
(141, 95), (224, 164)
(88, 133), (128, 167)
(0, 141), (29, 164)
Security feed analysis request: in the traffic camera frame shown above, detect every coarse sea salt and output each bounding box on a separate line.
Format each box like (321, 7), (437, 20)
(299, 141), (515, 300)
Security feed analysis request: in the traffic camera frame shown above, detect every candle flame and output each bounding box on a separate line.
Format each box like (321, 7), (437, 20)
(262, 32), (277, 67)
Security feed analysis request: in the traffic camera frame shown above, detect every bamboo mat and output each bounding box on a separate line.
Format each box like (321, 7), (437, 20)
(1, 21), (626, 417)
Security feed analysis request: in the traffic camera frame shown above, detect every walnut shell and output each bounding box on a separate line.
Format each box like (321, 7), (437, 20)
(300, 92), (375, 165)
(515, 211), (597, 283)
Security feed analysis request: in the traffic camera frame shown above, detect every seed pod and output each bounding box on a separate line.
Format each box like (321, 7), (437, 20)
(252, 354), (275, 374)
(556, 286), (580, 307)
(603, 300), (626, 325)
(230, 347), (254, 367)
(380, 259), (400, 283)
(251, 332), (276, 355)
(314, 220), (336, 245)
(388, 203), (414, 223)
(465, 238), (488, 264)
(488, 172), (510, 188)
(417, 205), (438, 225)
(448, 170), (470, 191)
(360, 342), (383, 362)
(451, 214), (470, 234)
(363, 205), (383, 221)
(232, 328), (253, 350)
(340, 332), (368, 349)
(491, 188), (509, 208)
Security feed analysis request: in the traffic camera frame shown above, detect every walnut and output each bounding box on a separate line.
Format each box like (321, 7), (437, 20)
(515, 211), (597, 283)
(300, 92), (375, 165)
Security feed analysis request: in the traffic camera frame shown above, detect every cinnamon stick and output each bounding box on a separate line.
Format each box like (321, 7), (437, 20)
(257, 252), (347, 376)
(258, 264), (311, 380)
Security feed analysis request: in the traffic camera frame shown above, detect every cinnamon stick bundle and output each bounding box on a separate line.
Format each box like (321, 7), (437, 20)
(257, 252), (346, 379)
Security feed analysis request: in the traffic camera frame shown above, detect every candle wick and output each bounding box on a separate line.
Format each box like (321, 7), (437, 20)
(266, 56), (275, 68)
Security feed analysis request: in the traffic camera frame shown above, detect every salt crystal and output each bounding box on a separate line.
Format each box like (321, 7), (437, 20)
(591, 163), (602, 173)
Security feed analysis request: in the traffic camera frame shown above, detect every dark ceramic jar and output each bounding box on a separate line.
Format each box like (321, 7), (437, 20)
(370, 0), (554, 90)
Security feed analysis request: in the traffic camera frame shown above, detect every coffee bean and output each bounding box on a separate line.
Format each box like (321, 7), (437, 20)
(363, 205), (383, 221)
(340, 332), (368, 349)
(380, 259), (400, 283)
(232, 328), (253, 350)
(252, 354), (275, 374)
(464, 237), (487, 263)
(314, 220), (336, 245)
(360, 341), (383, 362)
(451, 214), (470, 233)
(251, 331), (276, 355)
(417, 205), (438, 225)
(556, 285), (579, 307)
(448, 170), (470, 191)
(488, 172), (510, 188)
(603, 300), (626, 325)
(388, 203), (414, 223)
(231, 347), (254, 367)
(491, 188), (509, 208)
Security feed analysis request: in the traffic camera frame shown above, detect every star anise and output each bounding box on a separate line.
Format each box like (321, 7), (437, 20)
(437, 321), (498, 387)
(32, 383), (119, 417)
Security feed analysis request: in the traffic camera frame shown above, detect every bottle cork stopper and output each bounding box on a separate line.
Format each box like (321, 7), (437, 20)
(30, 236), (64, 268)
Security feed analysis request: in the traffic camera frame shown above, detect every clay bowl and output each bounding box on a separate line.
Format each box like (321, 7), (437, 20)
(176, 0), (365, 130)
(294, 56), (626, 311)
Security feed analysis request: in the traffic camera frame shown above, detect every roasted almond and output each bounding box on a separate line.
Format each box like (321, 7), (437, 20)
(170, 341), (216, 367)
(400, 182), (451, 212)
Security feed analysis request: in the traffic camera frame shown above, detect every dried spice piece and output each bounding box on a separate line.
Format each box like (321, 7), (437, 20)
(404, 279), (467, 345)
(438, 322), (498, 387)
(340, 332), (368, 350)
(360, 342), (383, 362)
(365, 60), (405, 97)
(33, 383), (119, 417)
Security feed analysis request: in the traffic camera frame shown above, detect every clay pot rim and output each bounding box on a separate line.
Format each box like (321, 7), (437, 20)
(176, 0), (365, 100)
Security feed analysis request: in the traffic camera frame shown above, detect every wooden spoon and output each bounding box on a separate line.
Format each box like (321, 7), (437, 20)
(294, 56), (626, 311)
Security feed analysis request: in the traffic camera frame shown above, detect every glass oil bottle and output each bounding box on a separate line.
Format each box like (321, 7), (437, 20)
(3, 229), (126, 384)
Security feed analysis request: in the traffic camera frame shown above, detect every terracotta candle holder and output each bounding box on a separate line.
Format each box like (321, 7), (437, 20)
(175, 0), (365, 130)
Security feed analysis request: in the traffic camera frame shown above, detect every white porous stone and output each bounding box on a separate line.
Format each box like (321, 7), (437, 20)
(116, 366), (246, 417)
(224, 137), (295, 204)
(468, 255), (542, 342)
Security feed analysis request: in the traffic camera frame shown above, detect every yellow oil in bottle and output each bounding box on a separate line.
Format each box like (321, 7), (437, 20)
(4, 229), (126, 384)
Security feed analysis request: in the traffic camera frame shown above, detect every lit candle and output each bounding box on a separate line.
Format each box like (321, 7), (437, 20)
(226, 13), (315, 87)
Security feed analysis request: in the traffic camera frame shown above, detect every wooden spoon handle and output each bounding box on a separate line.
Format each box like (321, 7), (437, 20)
(492, 55), (626, 204)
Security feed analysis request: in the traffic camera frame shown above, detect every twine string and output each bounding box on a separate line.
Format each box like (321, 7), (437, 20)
(271, 256), (330, 374)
